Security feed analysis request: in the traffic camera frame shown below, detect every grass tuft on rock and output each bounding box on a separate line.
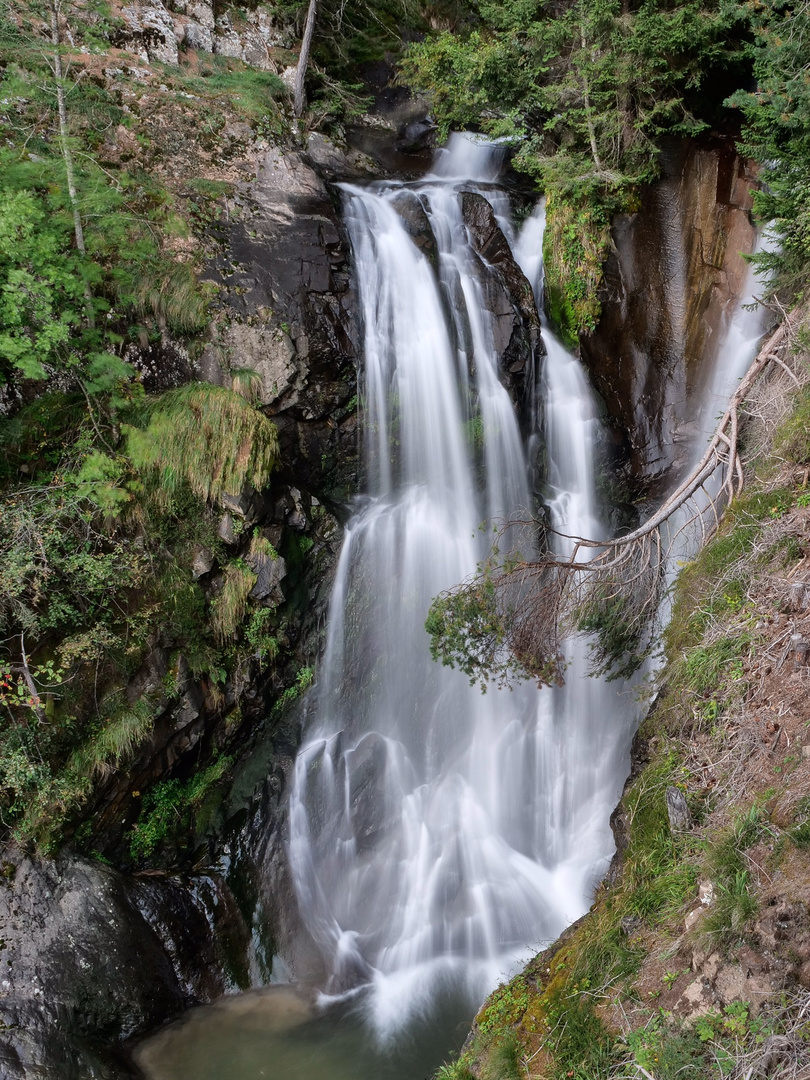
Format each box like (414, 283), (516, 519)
(125, 383), (278, 506)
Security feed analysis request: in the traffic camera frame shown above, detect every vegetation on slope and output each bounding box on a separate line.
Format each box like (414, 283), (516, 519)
(0, 1), (299, 856)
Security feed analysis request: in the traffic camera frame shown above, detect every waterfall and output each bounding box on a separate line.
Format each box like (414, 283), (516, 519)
(657, 236), (773, 608)
(288, 136), (636, 1037)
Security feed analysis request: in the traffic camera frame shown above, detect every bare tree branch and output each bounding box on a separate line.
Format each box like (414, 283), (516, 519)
(429, 307), (807, 685)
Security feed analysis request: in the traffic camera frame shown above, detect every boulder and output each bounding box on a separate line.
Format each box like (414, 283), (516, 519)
(0, 849), (253, 1078)
(247, 547), (287, 604)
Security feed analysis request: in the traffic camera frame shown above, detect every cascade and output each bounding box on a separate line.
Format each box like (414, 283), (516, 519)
(135, 141), (769, 1080)
(287, 137), (636, 1037)
(659, 238), (772, 606)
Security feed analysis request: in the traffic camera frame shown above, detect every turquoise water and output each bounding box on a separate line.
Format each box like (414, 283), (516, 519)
(134, 986), (471, 1080)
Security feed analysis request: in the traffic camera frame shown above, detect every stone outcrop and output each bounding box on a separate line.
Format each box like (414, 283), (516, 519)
(114, 1), (291, 71)
(461, 191), (543, 426)
(198, 141), (361, 499)
(0, 850), (247, 1078)
(581, 138), (758, 486)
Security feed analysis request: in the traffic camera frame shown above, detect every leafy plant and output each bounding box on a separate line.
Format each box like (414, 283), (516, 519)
(272, 665), (314, 715)
(128, 756), (232, 861)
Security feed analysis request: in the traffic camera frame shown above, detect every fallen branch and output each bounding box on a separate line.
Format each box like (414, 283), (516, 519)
(428, 306), (807, 685)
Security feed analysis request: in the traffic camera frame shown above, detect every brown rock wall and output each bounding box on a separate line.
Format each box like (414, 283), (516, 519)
(581, 138), (758, 487)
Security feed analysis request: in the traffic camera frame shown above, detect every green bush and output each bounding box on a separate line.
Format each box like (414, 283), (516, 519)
(129, 756), (232, 861)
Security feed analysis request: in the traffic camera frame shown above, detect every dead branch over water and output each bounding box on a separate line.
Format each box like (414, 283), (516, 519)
(431, 308), (808, 684)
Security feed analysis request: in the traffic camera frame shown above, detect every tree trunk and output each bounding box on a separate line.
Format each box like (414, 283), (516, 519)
(50, 1), (95, 331)
(293, 0), (318, 119)
(50, 2), (86, 256)
(578, 23), (604, 173)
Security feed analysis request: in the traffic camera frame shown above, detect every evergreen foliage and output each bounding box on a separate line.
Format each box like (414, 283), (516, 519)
(400, 0), (755, 335)
(728, 0), (810, 297)
(402, 0), (743, 194)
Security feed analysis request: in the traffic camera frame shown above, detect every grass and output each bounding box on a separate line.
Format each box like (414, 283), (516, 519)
(482, 1031), (522, 1080)
(698, 808), (766, 947)
(131, 259), (215, 334)
(212, 561), (256, 644)
(666, 487), (794, 655)
(164, 55), (288, 137)
(435, 1063), (475, 1080)
(683, 636), (748, 696)
(182, 60), (286, 118)
(790, 797), (810, 848)
(774, 383), (810, 463)
(125, 383), (279, 506)
(69, 697), (155, 779)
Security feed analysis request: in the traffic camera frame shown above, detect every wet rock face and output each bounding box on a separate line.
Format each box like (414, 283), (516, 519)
(460, 191), (544, 426)
(0, 853), (179, 1078)
(581, 138), (757, 487)
(389, 189), (438, 263)
(0, 849), (257, 1079)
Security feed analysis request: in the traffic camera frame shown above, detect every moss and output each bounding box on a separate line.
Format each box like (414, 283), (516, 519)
(543, 193), (612, 344)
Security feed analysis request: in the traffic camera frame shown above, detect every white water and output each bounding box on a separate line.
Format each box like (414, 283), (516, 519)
(658, 235), (773, 602)
(697, 233), (774, 454)
(288, 136), (636, 1037)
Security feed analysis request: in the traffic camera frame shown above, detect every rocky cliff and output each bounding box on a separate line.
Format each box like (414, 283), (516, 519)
(581, 138), (758, 491)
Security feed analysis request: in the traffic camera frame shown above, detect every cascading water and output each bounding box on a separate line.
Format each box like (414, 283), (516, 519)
(658, 236), (773, 610)
(287, 137), (636, 1038)
(135, 142), (769, 1080)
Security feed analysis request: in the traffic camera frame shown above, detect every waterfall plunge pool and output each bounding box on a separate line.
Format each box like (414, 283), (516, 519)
(134, 984), (474, 1080)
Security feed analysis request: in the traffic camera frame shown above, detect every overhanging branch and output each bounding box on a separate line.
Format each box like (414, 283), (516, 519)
(428, 308), (806, 686)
